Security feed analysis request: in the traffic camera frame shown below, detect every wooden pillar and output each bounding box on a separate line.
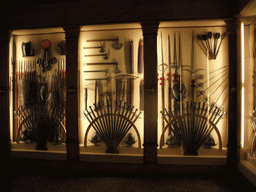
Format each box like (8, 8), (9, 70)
(63, 26), (81, 164)
(141, 22), (160, 164)
(225, 16), (240, 170)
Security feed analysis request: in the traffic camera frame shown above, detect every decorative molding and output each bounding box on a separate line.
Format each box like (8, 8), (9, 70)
(63, 26), (81, 39)
(225, 16), (241, 34)
(141, 21), (160, 36)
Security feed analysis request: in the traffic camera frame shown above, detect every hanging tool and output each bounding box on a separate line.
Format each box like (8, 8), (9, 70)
(86, 36), (123, 50)
(197, 32), (226, 60)
(138, 39), (144, 73)
(207, 31), (213, 58)
(129, 40), (134, 74)
(214, 33), (220, 58)
(85, 76), (110, 84)
(86, 60), (121, 73)
(85, 53), (109, 60)
(37, 39), (57, 72)
(215, 32), (227, 59)
(84, 69), (108, 76)
(140, 79), (144, 111)
(126, 77), (134, 107)
(83, 43), (105, 53)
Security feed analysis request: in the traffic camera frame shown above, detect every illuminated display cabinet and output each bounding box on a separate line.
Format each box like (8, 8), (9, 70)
(1, 0), (256, 183)
(8, 21), (229, 165)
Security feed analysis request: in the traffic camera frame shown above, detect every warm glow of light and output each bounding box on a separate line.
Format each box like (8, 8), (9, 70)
(241, 22), (245, 148)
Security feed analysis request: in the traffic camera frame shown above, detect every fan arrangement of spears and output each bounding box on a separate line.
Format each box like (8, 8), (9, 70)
(160, 102), (224, 155)
(14, 59), (66, 150)
(83, 100), (141, 153)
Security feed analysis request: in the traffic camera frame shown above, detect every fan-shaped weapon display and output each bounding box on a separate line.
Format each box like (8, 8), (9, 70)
(83, 100), (141, 153)
(160, 102), (224, 155)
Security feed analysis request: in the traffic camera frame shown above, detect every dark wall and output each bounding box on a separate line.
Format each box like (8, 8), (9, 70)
(6, 0), (237, 30)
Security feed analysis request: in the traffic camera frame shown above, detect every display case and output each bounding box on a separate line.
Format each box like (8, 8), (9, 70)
(156, 21), (228, 164)
(239, 16), (256, 183)
(78, 23), (144, 163)
(10, 28), (67, 159)
(9, 21), (230, 165)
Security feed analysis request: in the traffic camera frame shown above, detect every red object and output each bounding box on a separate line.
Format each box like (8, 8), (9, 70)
(41, 39), (51, 49)
(167, 77), (170, 80)
(160, 82), (164, 85)
(166, 73), (170, 76)
(160, 77), (164, 80)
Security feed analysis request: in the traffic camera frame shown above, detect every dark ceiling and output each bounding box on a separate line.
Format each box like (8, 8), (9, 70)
(4, 0), (252, 30)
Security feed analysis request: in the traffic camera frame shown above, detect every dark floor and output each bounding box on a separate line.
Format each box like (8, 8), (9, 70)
(10, 168), (255, 192)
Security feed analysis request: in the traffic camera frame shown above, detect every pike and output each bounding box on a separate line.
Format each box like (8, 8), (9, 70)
(167, 35), (171, 106)
(159, 32), (165, 133)
(171, 32), (187, 108)
(129, 41), (134, 74)
(182, 31), (204, 102)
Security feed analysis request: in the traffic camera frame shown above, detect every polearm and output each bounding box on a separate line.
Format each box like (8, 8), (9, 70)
(12, 37), (17, 140)
(160, 32), (165, 133)
(168, 35), (172, 111)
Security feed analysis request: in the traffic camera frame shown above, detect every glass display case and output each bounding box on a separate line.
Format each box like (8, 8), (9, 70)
(240, 18), (256, 165)
(78, 23), (144, 162)
(9, 21), (229, 164)
(157, 21), (228, 164)
(9, 28), (67, 159)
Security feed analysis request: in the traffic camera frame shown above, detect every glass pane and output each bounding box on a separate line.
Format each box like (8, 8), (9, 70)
(79, 23), (144, 159)
(242, 19), (256, 167)
(158, 21), (228, 159)
(10, 28), (66, 155)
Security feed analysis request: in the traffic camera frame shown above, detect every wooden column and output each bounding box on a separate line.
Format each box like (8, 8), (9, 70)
(225, 16), (240, 170)
(141, 22), (160, 164)
(63, 26), (81, 163)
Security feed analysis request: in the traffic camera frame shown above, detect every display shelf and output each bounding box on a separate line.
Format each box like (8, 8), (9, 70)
(79, 145), (143, 163)
(158, 148), (227, 165)
(11, 143), (66, 160)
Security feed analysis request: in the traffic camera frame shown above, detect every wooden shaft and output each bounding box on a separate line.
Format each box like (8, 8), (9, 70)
(86, 38), (116, 42)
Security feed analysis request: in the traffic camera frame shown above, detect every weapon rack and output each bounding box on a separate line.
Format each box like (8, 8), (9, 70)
(157, 22), (228, 158)
(10, 21), (230, 163)
(10, 28), (67, 152)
